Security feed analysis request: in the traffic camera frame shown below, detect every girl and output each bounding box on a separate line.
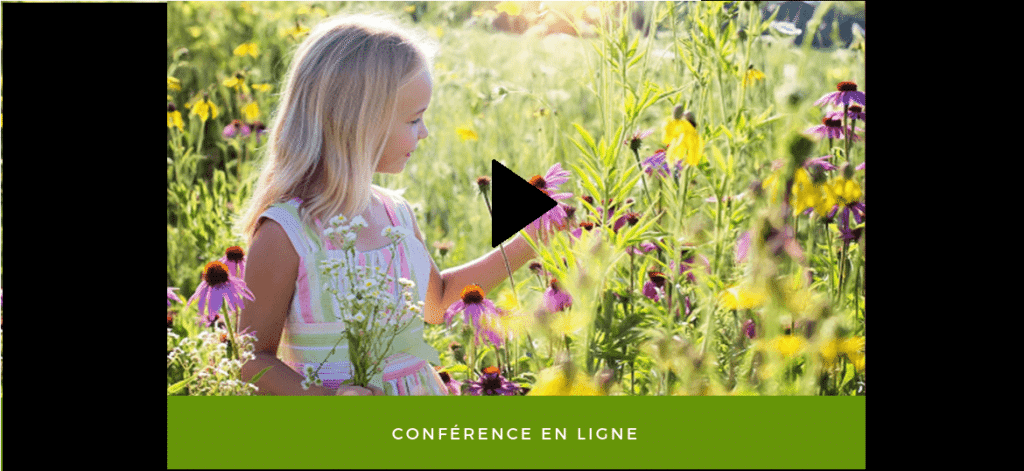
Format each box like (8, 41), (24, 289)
(236, 13), (538, 396)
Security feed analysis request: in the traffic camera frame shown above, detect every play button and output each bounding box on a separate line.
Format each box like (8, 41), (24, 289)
(490, 159), (557, 247)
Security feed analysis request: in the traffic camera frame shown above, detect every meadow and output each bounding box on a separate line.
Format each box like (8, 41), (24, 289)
(167, 1), (866, 397)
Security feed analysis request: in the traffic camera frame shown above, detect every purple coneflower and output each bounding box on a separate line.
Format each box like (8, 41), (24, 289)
(167, 287), (182, 307)
(805, 114), (862, 141)
(467, 366), (520, 396)
(804, 155), (838, 172)
(188, 261), (255, 327)
(735, 231), (752, 264)
(544, 278), (573, 312)
(625, 128), (654, 153)
(627, 240), (659, 256)
(845, 104), (865, 122)
(220, 246), (246, 278)
(643, 271), (667, 301)
(526, 163), (573, 233)
(670, 246), (710, 284)
(814, 81), (866, 108)
(744, 319), (757, 339)
(444, 285), (505, 348)
(570, 221), (597, 240)
(436, 367), (463, 396)
(222, 119), (251, 139)
(613, 211), (641, 233)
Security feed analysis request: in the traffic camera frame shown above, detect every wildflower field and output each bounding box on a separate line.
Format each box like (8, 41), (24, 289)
(167, 1), (866, 399)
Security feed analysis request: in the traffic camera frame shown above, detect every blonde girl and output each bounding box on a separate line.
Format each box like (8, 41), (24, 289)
(236, 13), (538, 396)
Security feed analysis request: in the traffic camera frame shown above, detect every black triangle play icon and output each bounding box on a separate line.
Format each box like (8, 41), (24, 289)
(490, 159), (557, 247)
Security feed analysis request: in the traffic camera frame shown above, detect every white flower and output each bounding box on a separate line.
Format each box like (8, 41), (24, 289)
(771, 21), (801, 36)
(349, 215), (368, 230)
(381, 226), (412, 242)
(353, 313), (366, 322)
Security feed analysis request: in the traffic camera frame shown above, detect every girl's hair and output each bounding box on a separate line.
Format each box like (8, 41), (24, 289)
(237, 13), (434, 244)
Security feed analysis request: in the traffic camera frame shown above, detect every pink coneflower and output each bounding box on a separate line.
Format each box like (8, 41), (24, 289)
(188, 261), (255, 327)
(220, 246), (246, 278)
(570, 221), (597, 240)
(251, 121), (268, 145)
(804, 155), (838, 172)
(444, 285), (505, 348)
(845, 104), (865, 121)
(436, 368), (463, 396)
(222, 119), (251, 139)
(613, 211), (641, 233)
(167, 287), (182, 307)
(670, 246), (710, 284)
(814, 81), (865, 108)
(735, 231), (752, 264)
(544, 279), (573, 312)
(642, 271), (667, 301)
(805, 113), (862, 141)
(625, 128), (654, 153)
(466, 366), (520, 396)
(526, 164), (573, 233)
(626, 240), (659, 256)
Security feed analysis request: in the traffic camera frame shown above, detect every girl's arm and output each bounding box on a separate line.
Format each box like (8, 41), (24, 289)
(239, 219), (381, 395)
(413, 218), (537, 325)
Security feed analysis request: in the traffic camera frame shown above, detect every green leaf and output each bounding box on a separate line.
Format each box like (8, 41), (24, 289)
(168, 376), (192, 395)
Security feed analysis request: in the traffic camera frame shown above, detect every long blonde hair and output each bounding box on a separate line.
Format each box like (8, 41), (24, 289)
(237, 13), (433, 244)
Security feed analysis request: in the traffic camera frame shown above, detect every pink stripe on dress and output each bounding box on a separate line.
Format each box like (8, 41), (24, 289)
(296, 261), (316, 323)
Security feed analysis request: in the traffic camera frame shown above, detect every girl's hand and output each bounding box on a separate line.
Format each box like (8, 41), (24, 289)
(334, 384), (386, 396)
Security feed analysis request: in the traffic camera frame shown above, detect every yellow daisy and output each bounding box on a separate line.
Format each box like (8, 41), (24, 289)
(167, 103), (185, 131)
(742, 66), (765, 88)
(232, 42), (259, 58)
(495, 1), (522, 16)
(718, 284), (767, 310)
(769, 334), (806, 358)
(455, 126), (478, 141)
(242, 102), (260, 122)
(167, 76), (181, 91)
(190, 95), (219, 122)
(662, 113), (703, 166)
(527, 366), (604, 396)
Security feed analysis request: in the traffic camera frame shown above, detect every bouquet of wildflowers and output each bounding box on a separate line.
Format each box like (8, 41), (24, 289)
(301, 215), (424, 392)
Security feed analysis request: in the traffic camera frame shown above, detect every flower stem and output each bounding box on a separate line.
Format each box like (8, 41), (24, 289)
(481, 190), (519, 304)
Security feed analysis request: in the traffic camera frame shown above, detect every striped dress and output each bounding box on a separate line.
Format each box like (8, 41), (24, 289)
(259, 187), (448, 395)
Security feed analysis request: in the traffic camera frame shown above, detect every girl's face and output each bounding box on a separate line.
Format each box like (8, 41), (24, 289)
(378, 68), (432, 174)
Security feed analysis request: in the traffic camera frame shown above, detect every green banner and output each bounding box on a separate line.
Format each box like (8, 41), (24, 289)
(168, 396), (865, 469)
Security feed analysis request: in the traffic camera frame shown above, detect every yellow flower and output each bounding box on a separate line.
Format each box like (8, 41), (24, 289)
(819, 338), (842, 368)
(830, 177), (863, 205)
(190, 96), (219, 122)
(455, 126), (478, 141)
(495, 1), (522, 16)
(251, 83), (272, 93)
(718, 284), (767, 310)
(283, 23), (311, 40)
(769, 334), (806, 358)
(167, 103), (184, 131)
(527, 366), (604, 396)
(790, 169), (835, 217)
(493, 289), (529, 341)
(743, 67), (766, 88)
(242, 102), (260, 122)
(167, 76), (181, 91)
(841, 336), (865, 371)
(233, 42), (259, 58)
(662, 117), (703, 166)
